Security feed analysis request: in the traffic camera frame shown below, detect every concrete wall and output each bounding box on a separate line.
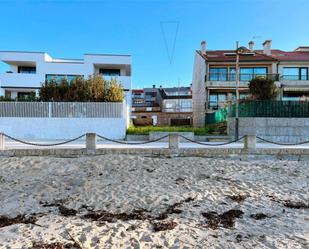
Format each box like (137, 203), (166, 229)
(0, 118), (126, 140)
(192, 52), (206, 127)
(228, 117), (309, 143)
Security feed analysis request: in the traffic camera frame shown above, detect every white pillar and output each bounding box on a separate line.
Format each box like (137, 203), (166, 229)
(86, 133), (97, 151)
(0, 133), (5, 150)
(244, 134), (256, 150)
(169, 134), (179, 149)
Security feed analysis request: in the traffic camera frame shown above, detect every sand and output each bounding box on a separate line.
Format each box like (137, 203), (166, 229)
(0, 155), (308, 249)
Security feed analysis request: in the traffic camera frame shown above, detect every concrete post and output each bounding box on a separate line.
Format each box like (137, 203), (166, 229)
(86, 133), (96, 151)
(169, 134), (179, 149)
(244, 134), (256, 150)
(0, 133), (5, 150)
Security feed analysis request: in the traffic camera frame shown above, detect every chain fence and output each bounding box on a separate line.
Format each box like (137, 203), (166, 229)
(2, 133), (86, 147)
(178, 135), (245, 146)
(2, 132), (309, 148)
(256, 136), (309, 146)
(97, 134), (169, 145)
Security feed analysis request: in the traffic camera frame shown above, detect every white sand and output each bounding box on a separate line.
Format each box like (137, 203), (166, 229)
(0, 155), (308, 249)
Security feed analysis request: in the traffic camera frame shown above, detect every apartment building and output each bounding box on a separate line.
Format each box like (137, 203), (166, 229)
(192, 40), (309, 127)
(0, 51), (132, 102)
(131, 86), (192, 126)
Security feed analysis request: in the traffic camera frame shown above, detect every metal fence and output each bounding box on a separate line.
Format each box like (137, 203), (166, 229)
(0, 102), (125, 118)
(232, 100), (309, 118)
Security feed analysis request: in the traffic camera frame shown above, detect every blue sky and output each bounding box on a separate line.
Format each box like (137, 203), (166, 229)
(0, 0), (309, 88)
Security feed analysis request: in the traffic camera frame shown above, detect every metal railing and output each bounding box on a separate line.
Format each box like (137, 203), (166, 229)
(281, 75), (309, 81)
(231, 100), (309, 118)
(207, 73), (279, 81)
(0, 102), (125, 118)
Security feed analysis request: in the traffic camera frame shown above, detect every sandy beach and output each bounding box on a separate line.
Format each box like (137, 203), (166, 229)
(0, 154), (308, 249)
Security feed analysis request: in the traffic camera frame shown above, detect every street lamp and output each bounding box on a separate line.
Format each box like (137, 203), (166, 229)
(235, 43), (248, 140)
(225, 42), (254, 139)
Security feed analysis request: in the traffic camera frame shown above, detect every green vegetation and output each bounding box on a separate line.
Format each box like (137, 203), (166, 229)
(0, 75), (124, 102)
(0, 176), (4, 183)
(249, 77), (278, 100)
(126, 123), (227, 135)
(39, 75), (124, 102)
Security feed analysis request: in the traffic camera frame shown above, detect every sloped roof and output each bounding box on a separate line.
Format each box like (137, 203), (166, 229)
(198, 48), (309, 62)
(199, 50), (277, 62)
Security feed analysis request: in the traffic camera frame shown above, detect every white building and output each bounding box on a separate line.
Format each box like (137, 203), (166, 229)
(0, 51), (132, 102)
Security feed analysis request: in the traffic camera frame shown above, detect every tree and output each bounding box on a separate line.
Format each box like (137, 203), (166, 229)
(248, 77), (278, 100)
(105, 78), (124, 102)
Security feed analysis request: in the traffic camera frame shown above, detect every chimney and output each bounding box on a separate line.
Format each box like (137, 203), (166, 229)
(201, 41), (206, 54)
(248, 41), (255, 51)
(263, 40), (272, 55)
(152, 84), (156, 89)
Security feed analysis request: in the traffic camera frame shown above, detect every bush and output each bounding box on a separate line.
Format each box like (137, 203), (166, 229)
(126, 124), (228, 136)
(39, 75), (124, 102)
(249, 77), (278, 100)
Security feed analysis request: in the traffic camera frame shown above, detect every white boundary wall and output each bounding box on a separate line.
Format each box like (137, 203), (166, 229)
(0, 102), (127, 139)
(0, 118), (126, 140)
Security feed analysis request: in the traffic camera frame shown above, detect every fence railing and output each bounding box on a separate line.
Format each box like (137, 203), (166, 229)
(207, 73), (279, 81)
(231, 100), (309, 118)
(0, 102), (125, 118)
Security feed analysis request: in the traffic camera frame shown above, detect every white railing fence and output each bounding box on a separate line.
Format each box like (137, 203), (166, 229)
(0, 102), (125, 118)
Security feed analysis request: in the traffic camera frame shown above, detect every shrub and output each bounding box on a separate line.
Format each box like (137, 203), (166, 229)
(249, 77), (278, 100)
(39, 74), (124, 102)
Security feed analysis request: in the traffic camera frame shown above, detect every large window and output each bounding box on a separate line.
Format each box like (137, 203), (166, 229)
(209, 93), (227, 110)
(239, 67), (267, 81)
(45, 74), (82, 83)
(209, 67), (268, 81)
(99, 69), (120, 76)
(283, 67), (308, 80)
(18, 66), (36, 74)
(209, 68), (228, 81)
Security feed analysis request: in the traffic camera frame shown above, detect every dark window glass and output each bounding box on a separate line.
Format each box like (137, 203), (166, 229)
(209, 68), (227, 81)
(99, 69), (120, 76)
(18, 66), (36, 74)
(45, 74), (81, 83)
(17, 92), (33, 99)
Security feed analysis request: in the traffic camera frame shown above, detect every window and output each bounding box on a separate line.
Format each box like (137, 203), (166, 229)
(209, 93), (227, 110)
(45, 74), (82, 83)
(283, 67), (308, 80)
(239, 67), (267, 81)
(209, 68), (228, 81)
(17, 92), (34, 99)
(99, 69), (120, 76)
(18, 66), (36, 74)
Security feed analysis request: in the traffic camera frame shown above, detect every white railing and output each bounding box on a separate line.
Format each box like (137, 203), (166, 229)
(0, 102), (125, 118)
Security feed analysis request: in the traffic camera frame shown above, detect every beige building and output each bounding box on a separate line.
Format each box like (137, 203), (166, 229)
(131, 86), (192, 126)
(192, 40), (309, 127)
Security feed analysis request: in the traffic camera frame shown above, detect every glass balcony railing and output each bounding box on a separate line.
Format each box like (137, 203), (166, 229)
(207, 73), (280, 81)
(281, 75), (309, 81)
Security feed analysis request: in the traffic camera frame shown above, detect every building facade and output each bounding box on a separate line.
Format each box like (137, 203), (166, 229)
(131, 86), (193, 126)
(192, 40), (309, 127)
(0, 51), (132, 102)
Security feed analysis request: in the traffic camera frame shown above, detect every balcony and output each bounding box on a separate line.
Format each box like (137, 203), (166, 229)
(206, 73), (280, 88)
(280, 75), (309, 88)
(132, 106), (161, 112)
(0, 73), (44, 89)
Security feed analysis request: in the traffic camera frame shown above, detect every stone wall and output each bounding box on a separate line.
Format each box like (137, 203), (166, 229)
(228, 118), (309, 143)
